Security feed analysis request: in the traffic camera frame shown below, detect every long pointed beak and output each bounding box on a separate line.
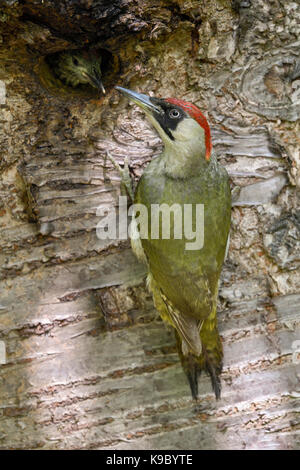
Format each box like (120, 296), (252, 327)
(115, 86), (162, 115)
(86, 72), (106, 94)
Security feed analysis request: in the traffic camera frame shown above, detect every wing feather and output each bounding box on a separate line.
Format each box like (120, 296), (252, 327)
(161, 292), (202, 356)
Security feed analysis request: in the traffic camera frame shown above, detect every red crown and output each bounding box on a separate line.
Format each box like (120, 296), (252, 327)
(165, 98), (212, 161)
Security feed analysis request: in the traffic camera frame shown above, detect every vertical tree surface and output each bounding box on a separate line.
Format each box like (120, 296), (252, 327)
(0, 0), (299, 449)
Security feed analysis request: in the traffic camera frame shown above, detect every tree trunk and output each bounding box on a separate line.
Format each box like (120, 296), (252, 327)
(0, 0), (299, 450)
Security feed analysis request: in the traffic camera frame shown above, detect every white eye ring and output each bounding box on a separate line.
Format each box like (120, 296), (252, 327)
(169, 109), (180, 118)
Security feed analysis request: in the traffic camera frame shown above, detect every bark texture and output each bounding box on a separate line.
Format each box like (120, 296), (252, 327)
(0, 0), (299, 450)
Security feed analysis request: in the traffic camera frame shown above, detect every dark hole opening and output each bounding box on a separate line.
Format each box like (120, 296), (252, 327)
(44, 47), (116, 96)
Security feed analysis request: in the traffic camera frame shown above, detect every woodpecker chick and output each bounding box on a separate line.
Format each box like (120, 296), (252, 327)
(55, 50), (105, 94)
(115, 87), (231, 400)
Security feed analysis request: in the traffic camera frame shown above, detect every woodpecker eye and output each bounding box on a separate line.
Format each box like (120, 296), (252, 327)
(169, 109), (180, 119)
(72, 57), (79, 66)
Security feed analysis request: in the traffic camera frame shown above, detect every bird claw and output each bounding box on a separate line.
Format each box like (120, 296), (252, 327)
(106, 150), (135, 203)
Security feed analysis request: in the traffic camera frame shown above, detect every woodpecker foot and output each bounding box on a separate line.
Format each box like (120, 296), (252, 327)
(204, 354), (222, 400)
(106, 150), (135, 202)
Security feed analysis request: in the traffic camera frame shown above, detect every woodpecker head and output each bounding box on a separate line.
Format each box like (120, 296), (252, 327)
(56, 50), (105, 94)
(116, 87), (212, 166)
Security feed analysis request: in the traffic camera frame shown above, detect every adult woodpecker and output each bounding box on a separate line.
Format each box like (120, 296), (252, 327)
(53, 50), (105, 94)
(115, 86), (231, 400)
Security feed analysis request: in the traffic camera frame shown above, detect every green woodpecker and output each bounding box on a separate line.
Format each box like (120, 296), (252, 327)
(54, 50), (105, 94)
(115, 86), (231, 400)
